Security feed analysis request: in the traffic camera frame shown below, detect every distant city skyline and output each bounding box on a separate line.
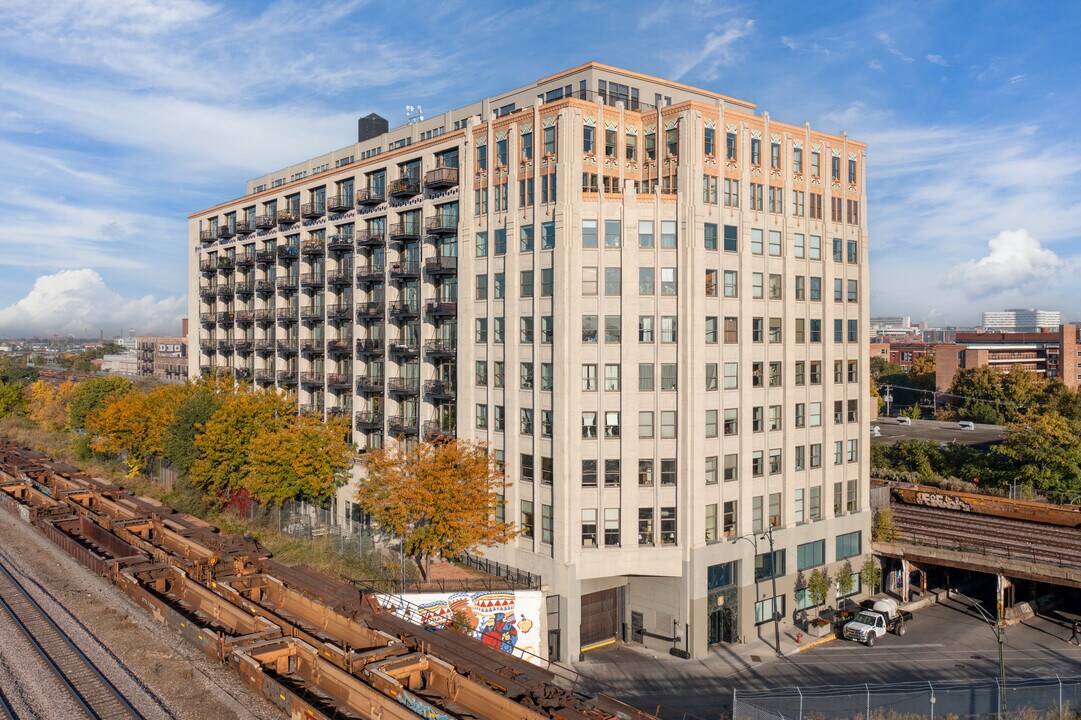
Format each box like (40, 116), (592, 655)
(1, 0), (1079, 335)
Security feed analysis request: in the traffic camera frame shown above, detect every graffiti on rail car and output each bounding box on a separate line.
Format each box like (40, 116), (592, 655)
(913, 490), (972, 512)
(396, 689), (453, 720)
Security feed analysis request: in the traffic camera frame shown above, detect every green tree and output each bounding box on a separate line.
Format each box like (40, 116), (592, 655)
(806, 568), (831, 610)
(31, 355), (46, 366)
(949, 366), (1007, 424)
(244, 415), (353, 506)
(161, 386), (221, 478)
(0, 382), (24, 417)
(0, 356), (39, 386)
(859, 556), (882, 595)
(992, 410), (1081, 498)
(68, 376), (133, 429)
(899, 403), (922, 420)
(835, 561), (856, 606)
(357, 439), (518, 578)
(871, 508), (896, 542)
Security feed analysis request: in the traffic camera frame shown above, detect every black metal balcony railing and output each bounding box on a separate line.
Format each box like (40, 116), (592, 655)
(355, 338), (384, 355)
(355, 411), (383, 430)
(218, 256), (236, 269)
(277, 245), (299, 260)
(277, 339), (298, 353)
(388, 177), (421, 198)
(424, 256), (457, 275)
(423, 419), (456, 441)
(356, 229), (386, 247)
(276, 371), (297, 385)
(388, 377), (419, 395)
(255, 279), (276, 294)
(388, 338), (420, 356)
(425, 215), (459, 235)
(217, 224), (235, 239)
(298, 404), (324, 416)
(199, 364), (212, 375)
(355, 375), (383, 393)
(326, 194), (353, 213)
(235, 220), (253, 236)
(200, 260), (216, 274)
(255, 370), (275, 383)
(200, 312), (216, 324)
(389, 261), (420, 278)
(388, 222), (420, 241)
(356, 264), (385, 282)
(300, 338), (324, 354)
(327, 373), (351, 388)
(424, 380), (456, 399)
(217, 284), (235, 298)
(234, 339), (253, 352)
(425, 300), (457, 317)
(356, 187), (386, 206)
(235, 281), (253, 295)
(327, 270), (352, 286)
(387, 415), (419, 436)
(327, 234), (353, 251)
(300, 272), (325, 286)
(301, 240), (325, 256)
(200, 229), (216, 243)
(277, 307), (298, 321)
(199, 285), (217, 299)
(423, 338), (456, 356)
(424, 166), (459, 190)
(327, 406), (351, 419)
(255, 249), (276, 264)
(217, 310), (235, 323)
(389, 301), (420, 317)
(301, 203), (325, 219)
(236, 310), (254, 324)
(236, 253), (256, 267)
(277, 208), (299, 225)
(277, 275), (299, 291)
(327, 339), (352, 356)
(234, 367), (253, 379)
(254, 214), (276, 230)
(356, 301), (384, 319)
(217, 339), (232, 351)
(255, 339), (275, 352)
(300, 372), (322, 386)
(326, 303), (351, 320)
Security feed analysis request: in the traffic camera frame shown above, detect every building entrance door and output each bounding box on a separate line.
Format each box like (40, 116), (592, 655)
(580, 588), (620, 651)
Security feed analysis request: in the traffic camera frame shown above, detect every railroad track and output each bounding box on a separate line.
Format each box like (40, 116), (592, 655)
(0, 687), (14, 720)
(0, 559), (143, 720)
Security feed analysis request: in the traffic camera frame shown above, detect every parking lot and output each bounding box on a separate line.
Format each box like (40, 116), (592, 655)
(871, 416), (1008, 448)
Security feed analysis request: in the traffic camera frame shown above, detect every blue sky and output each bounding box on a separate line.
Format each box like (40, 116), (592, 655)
(0, 0), (1079, 337)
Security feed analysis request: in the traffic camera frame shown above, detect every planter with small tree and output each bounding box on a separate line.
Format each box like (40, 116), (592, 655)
(806, 568), (833, 637)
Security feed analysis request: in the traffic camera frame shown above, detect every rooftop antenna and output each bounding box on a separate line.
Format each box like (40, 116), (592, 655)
(405, 104), (425, 124)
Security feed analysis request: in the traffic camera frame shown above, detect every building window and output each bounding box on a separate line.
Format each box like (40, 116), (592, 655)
(582, 364), (597, 391)
(660, 316), (677, 343)
(836, 531), (861, 560)
(605, 411), (620, 437)
(605, 315), (621, 343)
(582, 219), (598, 248)
(604, 219), (621, 247)
(639, 316), (654, 343)
(582, 509), (598, 547)
(541, 504), (552, 543)
(754, 549), (785, 581)
(604, 459), (621, 487)
(604, 508), (620, 546)
(704, 223), (718, 250)
(724, 225), (738, 252)
(723, 271), (737, 297)
(755, 596), (785, 625)
(705, 455), (718, 484)
(605, 267), (622, 296)
(639, 267), (655, 295)
(582, 412), (597, 438)
(582, 459), (598, 487)
(660, 459), (677, 486)
(638, 220), (654, 248)
(475, 404), (488, 429)
(797, 540), (825, 570)
(639, 363), (654, 391)
(660, 507), (677, 545)
(660, 363), (677, 391)
(582, 315), (598, 343)
(639, 508), (654, 545)
(705, 503), (718, 543)
(660, 411), (676, 438)
(638, 459), (654, 486)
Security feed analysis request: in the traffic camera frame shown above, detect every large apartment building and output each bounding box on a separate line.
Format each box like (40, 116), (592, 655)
(188, 63), (870, 661)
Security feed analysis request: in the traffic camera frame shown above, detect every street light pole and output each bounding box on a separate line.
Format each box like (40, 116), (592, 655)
(735, 526), (782, 657)
(954, 592), (1006, 718)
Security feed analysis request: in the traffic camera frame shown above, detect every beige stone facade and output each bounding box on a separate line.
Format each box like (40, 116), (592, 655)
(188, 63), (871, 661)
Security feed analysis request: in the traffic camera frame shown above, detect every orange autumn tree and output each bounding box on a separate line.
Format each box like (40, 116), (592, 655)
(245, 414), (353, 506)
(85, 384), (192, 477)
(357, 438), (517, 578)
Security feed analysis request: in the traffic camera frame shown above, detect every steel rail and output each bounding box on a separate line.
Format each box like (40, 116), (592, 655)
(0, 558), (143, 720)
(0, 685), (15, 720)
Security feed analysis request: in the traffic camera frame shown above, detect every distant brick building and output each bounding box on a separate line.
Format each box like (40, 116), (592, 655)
(137, 336), (188, 381)
(934, 324), (1079, 391)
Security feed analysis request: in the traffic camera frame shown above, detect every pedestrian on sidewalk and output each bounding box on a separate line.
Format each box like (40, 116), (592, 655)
(1070, 619), (1081, 646)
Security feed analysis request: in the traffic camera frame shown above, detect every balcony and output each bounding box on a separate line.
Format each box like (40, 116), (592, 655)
(199, 285), (217, 300)
(423, 380), (456, 400)
(200, 230), (216, 243)
(277, 339), (298, 354)
(327, 234), (353, 251)
(425, 300), (457, 317)
(327, 194), (353, 213)
(355, 411), (383, 430)
(255, 339), (276, 353)
(277, 307), (298, 323)
(355, 375), (383, 393)
(199, 364), (212, 375)
(355, 338), (384, 356)
(425, 214), (459, 235)
(387, 338), (420, 357)
(388, 377), (419, 396)
(216, 284), (234, 299)
(236, 310), (255, 324)
(277, 208), (299, 225)
(217, 311), (235, 324)
(423, 338), (456, 357)
(255, 279), (276, 295)
(327, 270), (352, 286)
(356, 229), (386, 248)
(424, 256), (457, 276)
(389, 261), (420, 279)
(199, 312), (216, 325)
(200, 260), (216, 274)
(356, 187), (385, 206)
(236, 253), (256, 267)
(424, 166), (459, 190)
(255, 249), (276, 264)
(276, 244), (299, 260)
(300, 338), (324, 355)
(356, 301), (384, 319)
(300, 372), (323, 387)
(300, 272), (324, 287)
(301, 240), (325, 256)
(327, 338), (352, 357)
(388, 222), (420, 242)
(388, 177), (421, 199)
(235, 339), (253, 352)
(254, 214), (276, 230)
(234, 367), (253, 379)
(298, 404), (324, 416)
(235, 281), (254, 296)
(327, 373), (351, 389)
(327, 406), (351, 420)
(387, 415), (419, 437)
(301, 203), (325, 219)
(199, 338), (216, 351)
(218, 256), (236, 270)
(277, 275), (299, 291)
(255, 370), (275, 383)
(218, 224), (235, 239)
(216, 339), (232, 352)
(276, 371), (297, 386)
(326, 303), (351, 320)
(235, 220), (253, 236)
(389, 301), (420, 318)
(356, 264), (384, 283)
(423, 420), (456, 441)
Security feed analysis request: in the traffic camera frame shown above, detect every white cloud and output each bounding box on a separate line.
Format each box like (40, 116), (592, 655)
(670, 19), (755, 81)
(925, 54), (948, 66)
(868, 59), (883, 70)
(0, 270), (185, 337)
(946, 230), (1065, 296)
(875, 31), (914, 62)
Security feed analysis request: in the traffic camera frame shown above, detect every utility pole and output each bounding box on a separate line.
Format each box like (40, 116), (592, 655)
(735, 526), (782, 657)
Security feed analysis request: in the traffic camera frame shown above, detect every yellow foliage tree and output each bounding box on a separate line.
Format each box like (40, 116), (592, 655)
(357, 439), (517, 577)
(25, 380), (74, 431)
(190, 389), (295, 502)
(85, 384), (192, 477)
(244, 415), (353, 506)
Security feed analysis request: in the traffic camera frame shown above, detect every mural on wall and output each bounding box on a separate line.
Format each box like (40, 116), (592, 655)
(376, 590), (544, 664)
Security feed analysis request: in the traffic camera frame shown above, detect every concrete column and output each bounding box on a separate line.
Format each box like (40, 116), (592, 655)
(901, 558), (910, 602)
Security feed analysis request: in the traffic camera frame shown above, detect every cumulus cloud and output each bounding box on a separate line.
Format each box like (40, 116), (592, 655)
(946, 230), (1064, 296)
(0, 269), (185, 338)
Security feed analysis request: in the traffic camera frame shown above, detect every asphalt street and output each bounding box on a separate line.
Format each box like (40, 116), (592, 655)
(580, 596), (1081, 719)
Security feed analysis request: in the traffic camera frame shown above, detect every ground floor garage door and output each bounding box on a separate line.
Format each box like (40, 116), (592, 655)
(580, 588), (621, 651)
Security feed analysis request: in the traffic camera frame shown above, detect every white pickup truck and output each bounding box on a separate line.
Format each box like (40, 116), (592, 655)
(842, 598), (912, 647)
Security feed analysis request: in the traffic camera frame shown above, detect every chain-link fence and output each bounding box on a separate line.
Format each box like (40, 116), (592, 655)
(733, 676), (1081, 719)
